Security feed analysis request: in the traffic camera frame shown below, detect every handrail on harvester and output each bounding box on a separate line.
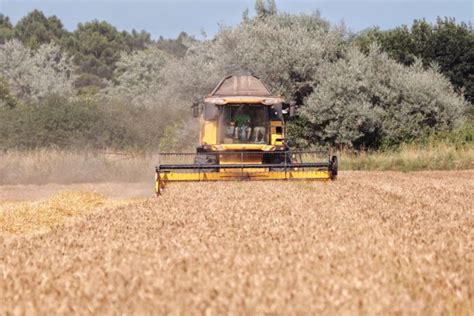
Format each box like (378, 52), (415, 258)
(156, 162), (330, 171)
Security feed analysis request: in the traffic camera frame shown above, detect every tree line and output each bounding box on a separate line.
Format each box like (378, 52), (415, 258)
(0, 0), (472, 151)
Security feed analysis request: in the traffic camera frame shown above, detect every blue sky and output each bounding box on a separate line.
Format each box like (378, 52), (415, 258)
(1, 0), (472, 39)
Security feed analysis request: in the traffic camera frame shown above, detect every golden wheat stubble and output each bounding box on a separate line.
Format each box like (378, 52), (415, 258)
(0, 171), (472, 315)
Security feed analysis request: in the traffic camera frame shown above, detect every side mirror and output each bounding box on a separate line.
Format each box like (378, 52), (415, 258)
(289, 101), (297, 117)
(192, 101), (199, 118)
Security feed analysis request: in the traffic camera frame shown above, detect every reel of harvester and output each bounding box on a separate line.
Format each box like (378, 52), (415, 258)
(155, 150), (338, 196)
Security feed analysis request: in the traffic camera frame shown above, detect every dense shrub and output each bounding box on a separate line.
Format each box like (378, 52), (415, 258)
(0, 40), (76, 101)
(0, 76), (17, 108)
(0, 95), (191, 150)
(297, 47), (467, 149)
(355, 18), (474, 103)
(107, 47), (170, 104)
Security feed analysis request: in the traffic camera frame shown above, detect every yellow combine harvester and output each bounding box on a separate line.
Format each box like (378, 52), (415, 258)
(155, 74), (338, 195)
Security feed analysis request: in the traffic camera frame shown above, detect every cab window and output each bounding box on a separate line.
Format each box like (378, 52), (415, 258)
(221, 104), (268, 144)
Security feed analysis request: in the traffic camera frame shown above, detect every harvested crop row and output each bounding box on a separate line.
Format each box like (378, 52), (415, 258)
(0, 191), (143, 238)
(1, 171), (472, 315)
(0, 192), (106, 238)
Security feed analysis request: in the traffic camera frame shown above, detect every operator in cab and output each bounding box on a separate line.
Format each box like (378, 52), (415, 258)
(234, 111), (251, 141)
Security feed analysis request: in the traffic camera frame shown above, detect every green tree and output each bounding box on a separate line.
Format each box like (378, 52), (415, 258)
(67, 20), (127, 79)
(429, 18), (474, 103)
(298, 46), (467, 149)
(0, 14), (14, 44)
(355, 18), (474, 103)
(124, 29), (153, 51)
(67, 20), (152, 80)
(156, 32), (194, 58)
(13, 9), (69, 49)
(163, 11), (345, 104)
(108, 46), (170, 103)
(0, 40), (76, 101)
(11, 11), (152, 87)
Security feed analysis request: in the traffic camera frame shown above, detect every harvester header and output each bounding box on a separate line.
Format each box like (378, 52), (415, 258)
(155, 74), (337, 195)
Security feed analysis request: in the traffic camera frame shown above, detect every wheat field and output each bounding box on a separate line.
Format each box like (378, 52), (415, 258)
(0, 171), (472, 315)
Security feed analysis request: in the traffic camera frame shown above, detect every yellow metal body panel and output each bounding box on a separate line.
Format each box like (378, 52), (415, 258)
(201, 121), (217, 145)
(270, 121), (284, 146)
(218, 152), (265, 172)
(157, 170), (330, 182)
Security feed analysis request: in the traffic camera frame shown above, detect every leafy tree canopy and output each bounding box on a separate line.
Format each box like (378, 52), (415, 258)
(297, 46), (467, 149)
(0, 40), (76, 101)
(0, 14), (14, 44)
(355, 18), (474, 103)
(13, 9), (69, 49)
(66, 20), (153, 80)
(156, 32), (194, 58)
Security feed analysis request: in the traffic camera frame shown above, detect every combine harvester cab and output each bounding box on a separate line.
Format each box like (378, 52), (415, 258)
(155, 74), (338, 195)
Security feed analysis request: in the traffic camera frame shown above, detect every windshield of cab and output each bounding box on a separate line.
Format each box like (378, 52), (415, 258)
(220, 104), (268, 144)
